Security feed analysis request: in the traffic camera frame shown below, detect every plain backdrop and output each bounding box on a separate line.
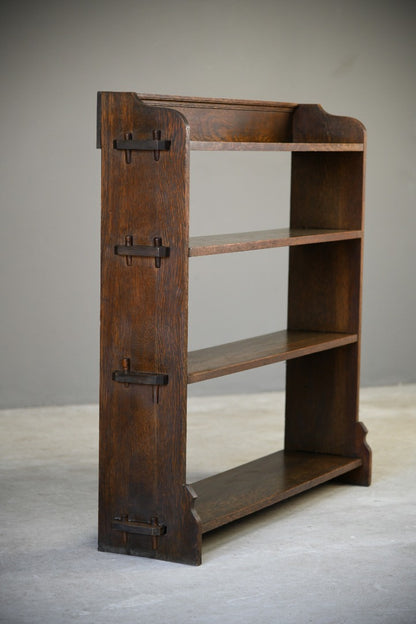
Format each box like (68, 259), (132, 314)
(0, 0), (415, 408)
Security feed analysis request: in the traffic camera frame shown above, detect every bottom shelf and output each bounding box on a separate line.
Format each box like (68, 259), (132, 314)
(192, 451), (362, 533)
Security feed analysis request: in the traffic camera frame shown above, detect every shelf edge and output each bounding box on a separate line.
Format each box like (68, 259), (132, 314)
(188, 228), (363, 257)
(190, 141), (364, 152)
(192, 451), (363, 533)
(187, 331), (358, 384)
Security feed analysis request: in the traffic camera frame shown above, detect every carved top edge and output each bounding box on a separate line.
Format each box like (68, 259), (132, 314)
(97, 93), (365, 147)
(292, 104), (366, 143)
(133, 92), (298, 113)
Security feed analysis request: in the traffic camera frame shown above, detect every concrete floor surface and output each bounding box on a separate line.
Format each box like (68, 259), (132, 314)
(0, 385), (415, 623)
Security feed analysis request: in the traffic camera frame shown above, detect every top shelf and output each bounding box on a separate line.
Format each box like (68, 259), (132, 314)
(190, 141), (364, 152)
(97, 95), (366, 149)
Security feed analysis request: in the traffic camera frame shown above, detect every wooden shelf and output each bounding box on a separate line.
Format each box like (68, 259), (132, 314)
(192, 451), (362, 533)
(190, 141), (364, 152)
(187, 330), (357, 384)
(189, 228), (362, 257)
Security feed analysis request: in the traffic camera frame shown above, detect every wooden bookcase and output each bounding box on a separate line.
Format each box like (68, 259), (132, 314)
(97, 93), (371, 565)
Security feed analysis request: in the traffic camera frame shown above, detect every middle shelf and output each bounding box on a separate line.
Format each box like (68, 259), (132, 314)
(187, 330), (357, 383)
(188, 228), (362, 257)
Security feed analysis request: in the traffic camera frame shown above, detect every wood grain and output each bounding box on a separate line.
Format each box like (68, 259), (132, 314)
(190, 141), (364, 151)
(189, 228), (362, 256)
(193, 451), (362, 533)
(292, 104), (366, 143)
(286, 103), (370, 484)
(134, 93), (297, 110)
(98, 93), (371, 565)
(98, 92), (201, 565)
(187, 330), (357, 384)
(134, 93), (296, 143)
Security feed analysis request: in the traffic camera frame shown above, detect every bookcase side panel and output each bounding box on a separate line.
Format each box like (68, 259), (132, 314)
(292, 103), (366, 144)
(286, 112), (370, 480)
(98, 92), (201, 564)
(285, 346), (359, 456)
(290, 152), (365, 231)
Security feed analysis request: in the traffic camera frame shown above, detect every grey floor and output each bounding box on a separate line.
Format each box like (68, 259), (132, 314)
(1, 385), (415, 624)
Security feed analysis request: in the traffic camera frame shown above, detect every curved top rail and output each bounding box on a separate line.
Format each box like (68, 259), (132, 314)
(97, 93), (365, 147)
(134, 92), (296, 142)
(134, 93), (297, 112)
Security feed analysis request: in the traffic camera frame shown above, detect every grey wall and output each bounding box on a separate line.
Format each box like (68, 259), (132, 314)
(1, 0), (415, 408)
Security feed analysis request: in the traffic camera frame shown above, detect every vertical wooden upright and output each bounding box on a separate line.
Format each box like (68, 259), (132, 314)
(285, 105), (371, 485)
(98, 92), (200, 564)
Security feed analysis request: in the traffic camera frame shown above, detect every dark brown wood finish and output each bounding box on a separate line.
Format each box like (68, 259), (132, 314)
(189, 227), (362, 257)
(287, 239), (362, 334)
(134, 94), (296, 143)
(188, 330), (357, 384)
(292, 104), (366, 143)
(190, 141), (363, 151)
(98, 93), (370, 565)
(98, 92), (200, 564)
(286, 104), (370, 485)
(193, 451), (362, 533)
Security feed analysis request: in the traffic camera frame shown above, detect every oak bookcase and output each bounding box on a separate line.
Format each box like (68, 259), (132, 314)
(97, 92), (371, 565)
